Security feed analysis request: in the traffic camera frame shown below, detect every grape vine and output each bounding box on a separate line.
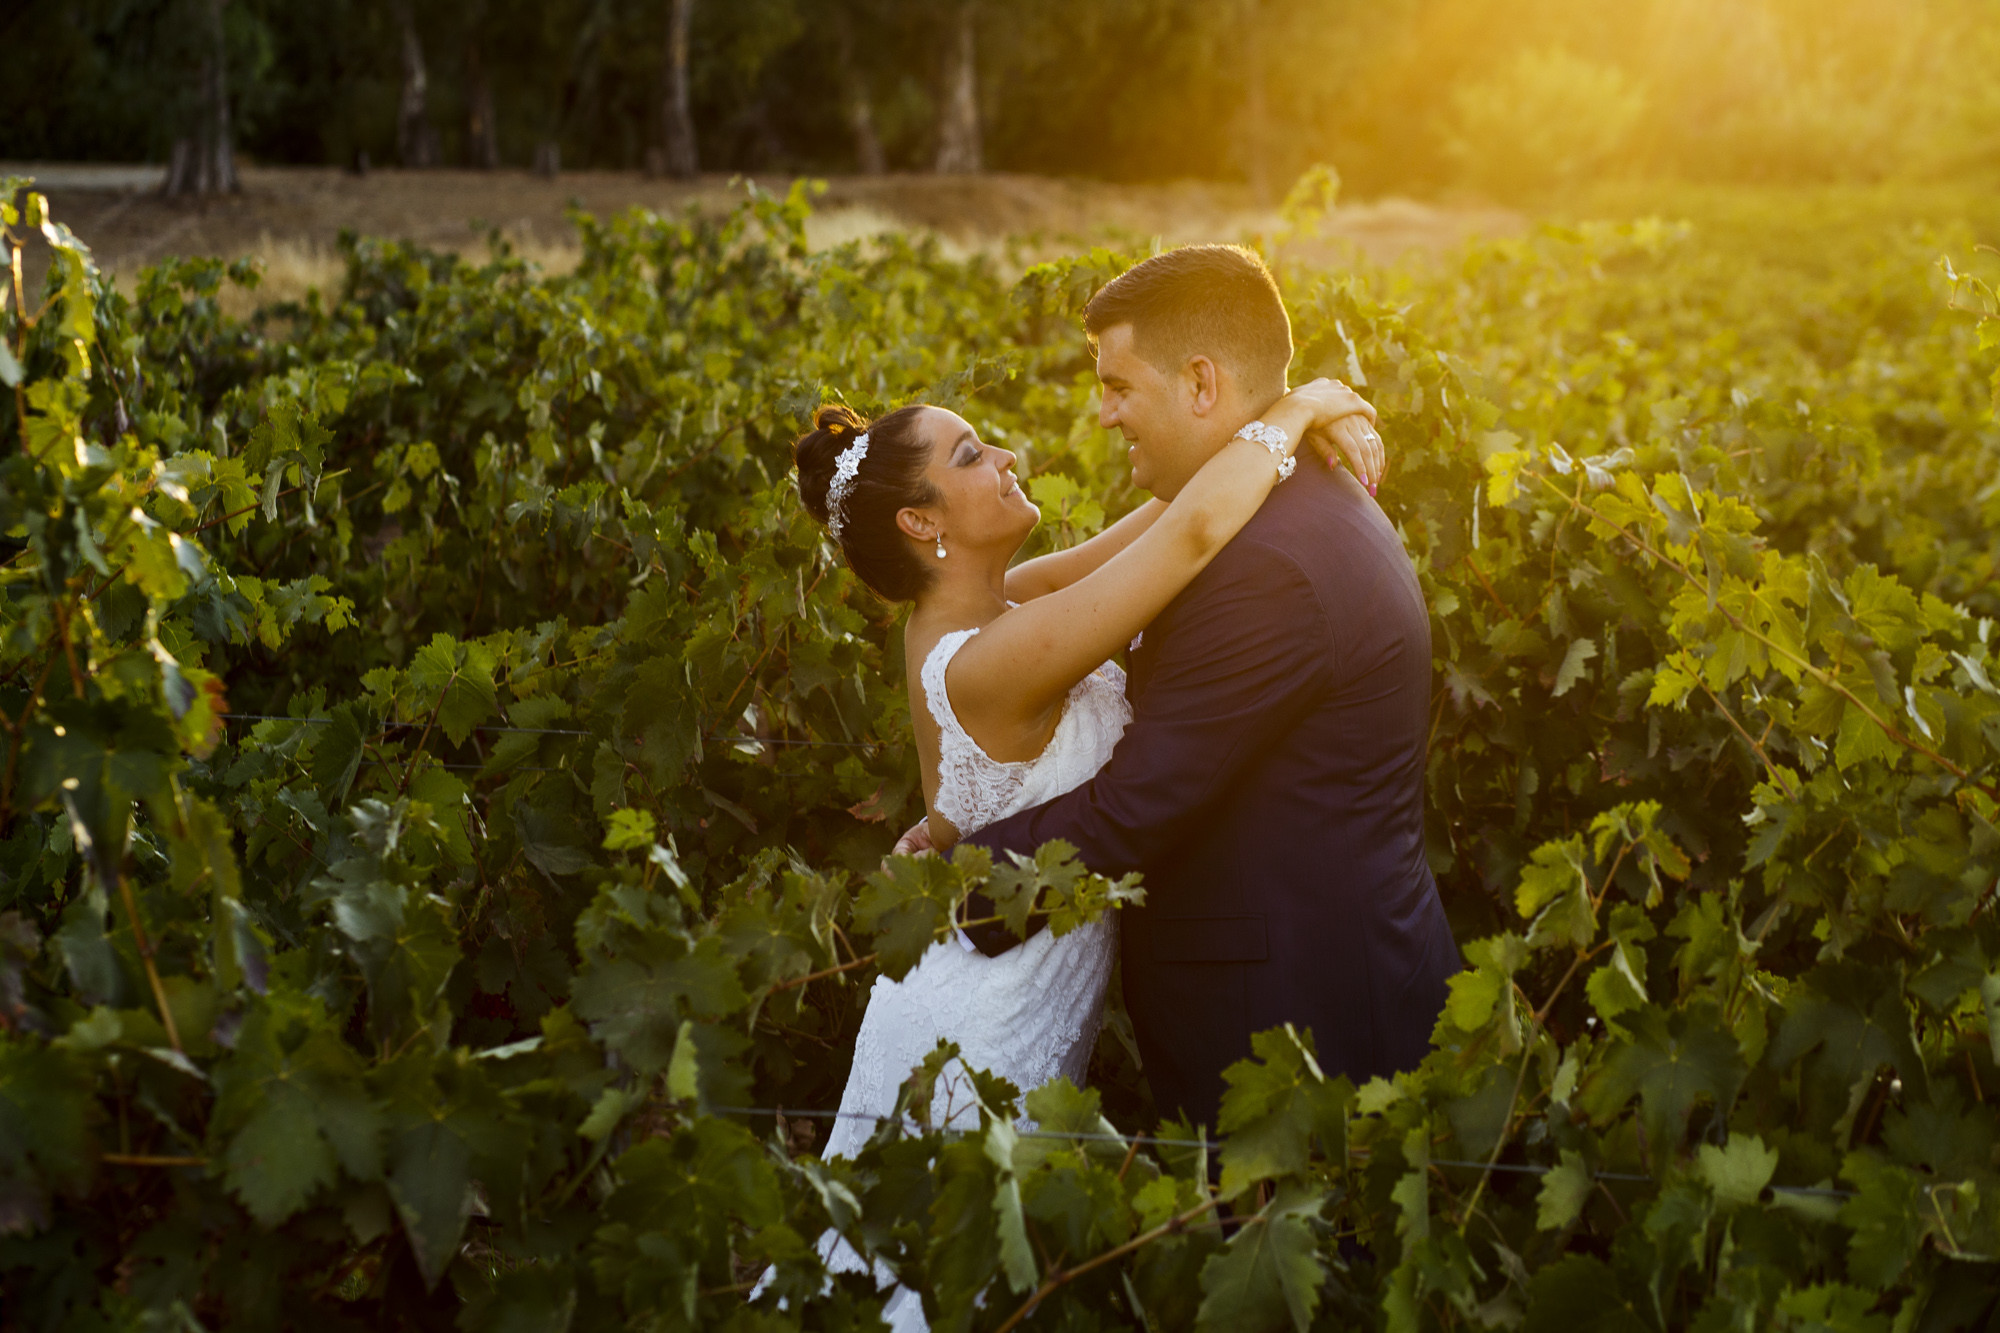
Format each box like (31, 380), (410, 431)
(2, 178), (1998, 1330)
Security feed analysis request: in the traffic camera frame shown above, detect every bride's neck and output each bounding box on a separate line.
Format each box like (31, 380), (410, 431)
(912, 557), (1011, 630)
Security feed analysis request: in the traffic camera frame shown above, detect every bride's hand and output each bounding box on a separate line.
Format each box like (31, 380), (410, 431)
(891, 817), (937, 859)
(1271, 378), (1384, 493)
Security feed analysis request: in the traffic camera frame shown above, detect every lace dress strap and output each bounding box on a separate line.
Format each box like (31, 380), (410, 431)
(918, 628), (980, 755)
(919, 628), (1033, 840)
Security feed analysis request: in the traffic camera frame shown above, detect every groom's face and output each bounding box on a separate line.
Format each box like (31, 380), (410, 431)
(1094, 323), (1213, 499)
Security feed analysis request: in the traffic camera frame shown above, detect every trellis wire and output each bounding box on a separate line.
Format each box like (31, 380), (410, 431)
(220, 713), (879, 749)
(708, 1105), (1854, 1197)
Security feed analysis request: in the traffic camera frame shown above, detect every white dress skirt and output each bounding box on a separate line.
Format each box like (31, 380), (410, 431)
(815, 627), (1133, 1331)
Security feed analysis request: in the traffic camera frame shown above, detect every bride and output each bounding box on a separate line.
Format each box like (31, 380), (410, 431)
(788, 380), (1378, 1325)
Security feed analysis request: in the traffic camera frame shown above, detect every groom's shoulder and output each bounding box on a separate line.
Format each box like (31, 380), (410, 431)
(1177, 467), (1356, 617)
(1237, 461), (1389, 571)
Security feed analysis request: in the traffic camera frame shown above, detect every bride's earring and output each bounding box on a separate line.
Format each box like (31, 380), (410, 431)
(934, 534), (948, 560)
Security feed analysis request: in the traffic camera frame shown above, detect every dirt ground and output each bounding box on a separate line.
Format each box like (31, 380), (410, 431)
(6, 164), (1524, 302)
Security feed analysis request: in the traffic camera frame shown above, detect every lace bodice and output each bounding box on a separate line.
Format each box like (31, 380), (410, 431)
(919, 626), (1132, 838)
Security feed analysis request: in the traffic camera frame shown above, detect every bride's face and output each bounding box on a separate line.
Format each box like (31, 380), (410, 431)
(901, 407), (1039, 558)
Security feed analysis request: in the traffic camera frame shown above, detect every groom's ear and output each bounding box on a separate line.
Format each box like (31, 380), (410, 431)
(1183, 355), (1222, 417)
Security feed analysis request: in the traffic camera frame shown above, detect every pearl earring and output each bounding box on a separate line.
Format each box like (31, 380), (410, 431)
(935, 534), (948, 559)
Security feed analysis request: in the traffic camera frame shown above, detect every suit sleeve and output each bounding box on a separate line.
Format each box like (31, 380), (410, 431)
(960, 538), (1329, 955)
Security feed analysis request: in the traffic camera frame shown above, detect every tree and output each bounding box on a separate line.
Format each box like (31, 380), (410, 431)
(463, 0), (501, 168)
(933, 0), (980, 172)
(395, 0), (440, 167)
(829, 2), (886, 173)
(164, 0), (238, 197)
(662, 0), (699, 177)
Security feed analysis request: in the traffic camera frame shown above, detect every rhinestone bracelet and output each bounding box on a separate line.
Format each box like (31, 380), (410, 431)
(1234, 420), (1296, 482)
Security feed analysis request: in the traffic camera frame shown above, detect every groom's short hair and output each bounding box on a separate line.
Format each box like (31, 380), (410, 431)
(1084, 244), (1292, 388)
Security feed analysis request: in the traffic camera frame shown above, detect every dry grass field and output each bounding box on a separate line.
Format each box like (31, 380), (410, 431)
(6, 164), (1524, 308)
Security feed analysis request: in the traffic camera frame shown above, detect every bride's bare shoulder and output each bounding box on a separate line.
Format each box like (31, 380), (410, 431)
(917, 607), (1062, 764)
(903, 605), (1013, 681)
(902, 615), (960, 687)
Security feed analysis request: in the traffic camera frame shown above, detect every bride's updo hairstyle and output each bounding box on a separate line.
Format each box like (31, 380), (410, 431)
(794, 402), (938, 601)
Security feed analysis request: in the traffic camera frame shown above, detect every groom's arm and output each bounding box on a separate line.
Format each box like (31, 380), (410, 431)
(960, 538), (1329, 955)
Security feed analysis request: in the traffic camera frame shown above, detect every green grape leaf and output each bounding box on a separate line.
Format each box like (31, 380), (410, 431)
(1520, 1254), (1648, 1333)
(926, 1138), (1004, 1325)
(408, 633), (499, 747)
(1585, 940), (1649, 1025)
(603, 807), (657, 851)
(1516, 836), (1595, 948)
(571, 931), (749, 1073)
(1834, 702), (1902, 770)
(666, 1018), (700, 1102)
(1132, 1174), (1185, 1230)
(0, 1041), (97, 1234)
(854, 853), (963, 979)
(987, 1130), (1038, 1295)
(386, 1120), (472, 1291)
(1774, 1283), (1893, 1333)
(579, 1085), (645, 1141)
(221, 1084), (340, 1227)
(309, 704), (369, 807)
(1580, 1003), (1744, 1153)
(1696, 1133), (1778, 1208)
(1838, 1151), (1925, 1288)
(210, 996), (383, 1229)
(1216, 1025), (1352, 1199)
(1536, 1149), (1593, 1231)
(1195, 1192), (1325, 1333)
(597, 1119), (782, 1303)
(623, 654), (700, 785)
(513, 800), (595, 877)
(1390, 1126), (1429, 1241)
(1767, 962), (1927, 1112)
(1019, 1079), (1123, 1152)
(1444, 933), (1526, 1049)
(983, 840), (1082, 942)
(1552, 637), (1597, 697)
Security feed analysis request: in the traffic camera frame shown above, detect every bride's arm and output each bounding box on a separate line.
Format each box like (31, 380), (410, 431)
(1003, 498), (1166, 602)
(947, 380), (1372, 744)
(1003, 401), (1388, 605)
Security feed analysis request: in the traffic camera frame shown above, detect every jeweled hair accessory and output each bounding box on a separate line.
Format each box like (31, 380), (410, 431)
(826, 431), (870, 541)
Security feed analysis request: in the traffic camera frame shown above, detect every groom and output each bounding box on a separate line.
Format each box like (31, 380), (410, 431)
(958, 245), (1459, 1126)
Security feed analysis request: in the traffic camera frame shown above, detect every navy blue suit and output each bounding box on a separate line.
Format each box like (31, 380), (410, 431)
(964, 461), (1460, 1126)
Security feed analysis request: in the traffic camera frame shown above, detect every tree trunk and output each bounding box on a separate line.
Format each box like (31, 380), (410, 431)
(203, 0), (237, 191)
(832, 7), (885, 174)
(661, 0), (699, 178)
(846, 85), (887, 175)
(463, 2), (500, 169)
(846, 81), (887, 175)
(933, 0), (981, 173)
(396, 0), (439, 169)
(165, 0), (237, 197)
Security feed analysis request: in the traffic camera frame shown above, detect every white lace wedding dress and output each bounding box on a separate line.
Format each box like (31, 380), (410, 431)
(817, 626), (1132, 1331)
